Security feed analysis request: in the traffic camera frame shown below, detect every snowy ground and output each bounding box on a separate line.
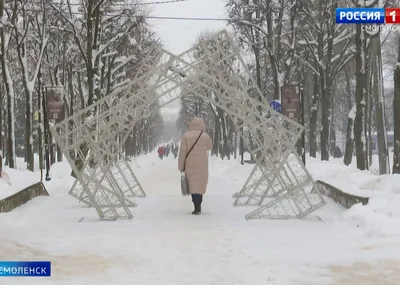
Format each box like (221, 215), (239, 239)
(0, 153), (400, 284)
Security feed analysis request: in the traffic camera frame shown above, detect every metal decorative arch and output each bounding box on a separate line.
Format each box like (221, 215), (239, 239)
(51, 30), (325, 221)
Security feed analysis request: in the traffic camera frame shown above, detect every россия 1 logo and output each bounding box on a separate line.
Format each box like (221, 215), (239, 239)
(335, 8), (400, 24)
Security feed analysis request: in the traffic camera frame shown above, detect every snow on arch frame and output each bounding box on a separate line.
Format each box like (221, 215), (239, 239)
(50, 29), (325, 221)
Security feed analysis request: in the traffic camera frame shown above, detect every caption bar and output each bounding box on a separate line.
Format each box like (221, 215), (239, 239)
(0, 261), (51, 277)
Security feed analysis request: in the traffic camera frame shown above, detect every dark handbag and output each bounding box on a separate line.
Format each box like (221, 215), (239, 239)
(181, 131), (203, 196)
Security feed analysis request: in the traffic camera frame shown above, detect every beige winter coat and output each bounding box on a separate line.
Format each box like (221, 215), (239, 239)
(178, 117), (213, 195)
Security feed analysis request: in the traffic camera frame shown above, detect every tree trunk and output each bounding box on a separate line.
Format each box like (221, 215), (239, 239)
(0, 0), (15, 169)
(368, 110), (372, 165)
(320, 87), (330, 161)
(217, 109), (229, 159)
(354, 24), (368, 170)
(344, 105), (356, 165)
(343, 67), (354, 165)
(363, 52), (371, 170)
(25, 88), (34, 171)
(0, 0), (3, 167)
(132, 125), (137, 156)
(0, 84), (3, 157)
(213, 121), (220, 156)
(1, 62), (16, 169)
(37, 70), (44, 171)
(15, 23), (34, 171)
(209, 105), (219, 156)
(86, 1), (95, 106)
(6, 70), (15, 169)
(4, 118), (7, 166)
(320, 0), (335, 161)
(70, 68), (89, 177)
(393, 42), (400, 174)
(367, 80), (373, 166)
(234, 131), (237, 159)
(56, 114), (63, 162)
(68, 63), (75, 160)
(1, 118), (4, 159)
(77, 72), (85, 109)
(371, 34), (389, 174)
(309, 74), (319, 158)
(125, 135), (135, 157)
(57, 137), (62, 162)
(330, 128), (336, 156)
(265, 1), (287, 101)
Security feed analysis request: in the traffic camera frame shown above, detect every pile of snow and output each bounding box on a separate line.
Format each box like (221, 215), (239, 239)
(307, 155), (400, 237)
(0, 168), (40, 199)
(1, 155), (48, 199)
(344, 174), (400, 237)
(345, 196), (400, 237)
(308, 155), (400, 197)
(308, 157), (376, 197)
(359, 175), (400, 194)
(0, 169), (11, 185)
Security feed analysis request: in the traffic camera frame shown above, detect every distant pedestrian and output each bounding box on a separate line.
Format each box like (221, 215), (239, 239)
(172, 145), (179, 159)
(157, 145), (165, 159)
(334, 146), (342, 158)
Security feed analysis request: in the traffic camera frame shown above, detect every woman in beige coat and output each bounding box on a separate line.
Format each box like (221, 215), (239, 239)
(178, 117), (212, 215)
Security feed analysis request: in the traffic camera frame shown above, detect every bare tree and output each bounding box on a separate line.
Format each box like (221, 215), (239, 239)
(227, 0), (299, 100)
(353, 0), (371, 170)
(50, 0), (157, 175)
(11, 0), (49, 171)
(0, 0), (18, 169)
(343, 64), (356, 165)
(299, 0), (354, 160)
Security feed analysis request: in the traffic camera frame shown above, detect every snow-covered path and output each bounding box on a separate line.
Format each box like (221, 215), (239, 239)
(1, 154), (400, 285)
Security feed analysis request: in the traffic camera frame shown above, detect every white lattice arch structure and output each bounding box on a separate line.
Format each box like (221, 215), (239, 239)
(51, 30), (325, 221)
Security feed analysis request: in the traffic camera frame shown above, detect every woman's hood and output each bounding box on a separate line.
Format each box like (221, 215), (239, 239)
(188, 117), (206, 132)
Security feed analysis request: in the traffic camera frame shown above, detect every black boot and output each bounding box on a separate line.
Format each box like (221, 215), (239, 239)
(192, 201), (200, 215)
(191, 194), (202, 215)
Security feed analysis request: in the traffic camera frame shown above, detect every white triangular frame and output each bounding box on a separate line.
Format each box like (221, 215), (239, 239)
(51, 30), (325, 220)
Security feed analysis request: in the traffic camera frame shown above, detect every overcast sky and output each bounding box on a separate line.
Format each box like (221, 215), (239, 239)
(148, 0), (228, 54)
(148, 0), (228, 111)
